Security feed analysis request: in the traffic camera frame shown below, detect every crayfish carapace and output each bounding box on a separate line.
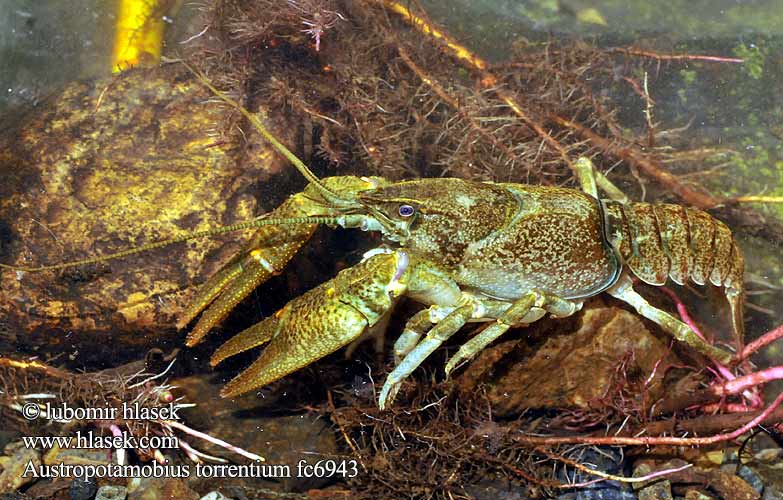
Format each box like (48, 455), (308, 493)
(1, 69), (744, 410)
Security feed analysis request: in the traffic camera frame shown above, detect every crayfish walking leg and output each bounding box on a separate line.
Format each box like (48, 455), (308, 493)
(607, 274), (733, 363)
(379, 291), (579, 409)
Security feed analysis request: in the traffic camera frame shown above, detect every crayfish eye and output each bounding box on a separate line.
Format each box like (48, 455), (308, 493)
(398, 204), (415, 217)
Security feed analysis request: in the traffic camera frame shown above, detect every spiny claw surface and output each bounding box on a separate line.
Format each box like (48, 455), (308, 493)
(215, 250), (409, 398)
(181, 195), (324, 345)
(184, 240), (308, 346)
(181, 176), (385, 346)
(178, 256), (244, 331)
(210, 318), (276, 367)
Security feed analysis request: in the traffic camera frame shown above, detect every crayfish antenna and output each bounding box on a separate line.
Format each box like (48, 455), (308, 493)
(0, 216), (341, 273)
(183, 62), (356, 206)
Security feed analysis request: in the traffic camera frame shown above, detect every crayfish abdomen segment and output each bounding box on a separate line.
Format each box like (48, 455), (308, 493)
(604, 202), (743, 292)
(603, 201), (745, 344)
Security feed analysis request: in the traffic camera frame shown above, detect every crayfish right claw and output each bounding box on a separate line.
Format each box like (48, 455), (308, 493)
(214, 250), (410, 398)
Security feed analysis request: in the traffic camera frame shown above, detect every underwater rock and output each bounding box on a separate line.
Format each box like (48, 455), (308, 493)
(553, 448), (636, 500)
(555, 489), (637, 499)
(457, 300), (680, 416)
(95, 485), (127, 500)
(763, 487), (783, 500)
(0, 64), (293, 360)
(69, 477), (98, 500)
(44, 446), (112, 468)
(633, 458), (762, 500)
(199, 492), (231, 500)
(23, 479), (70, 500)
(127, 477), (199, 500)
(0, 448), (40, 493)
(709, 473), (761, 500)
(684, 491), (715, 500)
(758, 460), (783, 500)
(723, 464), (765, 494)
(633, 462), (673, 500)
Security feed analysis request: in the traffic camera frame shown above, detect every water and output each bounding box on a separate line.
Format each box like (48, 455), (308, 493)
(0, 0), (199, 111)
(0, 0), (112, 110)
(0, 1), (782, 496)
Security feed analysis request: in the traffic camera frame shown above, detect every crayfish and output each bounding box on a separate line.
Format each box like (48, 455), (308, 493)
(1, 69), (744, 410)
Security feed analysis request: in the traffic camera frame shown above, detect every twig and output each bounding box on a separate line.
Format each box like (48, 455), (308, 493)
(712, 367), (783, 397)
(514, 391), (783, 446)
(732, 195), (783, 204)
(609, 48), (744, 64)
(128, 357), (177, 389)
(374, 0), (581, 176)
(740, 322), (783, 360)
(327, 391), (367, 472)
(162, 419), (265, 462)
(642, 406), (783, 437)
(657, 286), (762, 406)
(538, 447), (692, 484)
(396, 46), (518, 165)
(178, 439), (229, 463)
(550, 115), (719, 208)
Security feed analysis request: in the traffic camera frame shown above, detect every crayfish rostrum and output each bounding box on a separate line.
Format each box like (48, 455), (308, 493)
(1, 74), (744, 410)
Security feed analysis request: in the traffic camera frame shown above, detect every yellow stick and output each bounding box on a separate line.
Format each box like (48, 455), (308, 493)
(733, 195), (783, 204)
(112, 0), (165, 73)
(378, 0), (487, 71)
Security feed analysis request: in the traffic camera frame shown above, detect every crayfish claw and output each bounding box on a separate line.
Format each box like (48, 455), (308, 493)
(210, 316), (277, 367)
(185, 256), (274, 347)
(177, 256), (245, 332)
(216, 251), (409, 398)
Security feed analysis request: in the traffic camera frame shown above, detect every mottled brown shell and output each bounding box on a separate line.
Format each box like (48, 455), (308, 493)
(603, 202), (744, 291)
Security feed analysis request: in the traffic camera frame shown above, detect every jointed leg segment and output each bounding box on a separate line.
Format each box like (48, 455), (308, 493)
(574, 156), (629, 203)
(380, 289), (579, 409)
(379, 302), (475, 409)
(393, 309), (433, 364)
(607, 274), (733, 363)
(443, 291), (579, 375)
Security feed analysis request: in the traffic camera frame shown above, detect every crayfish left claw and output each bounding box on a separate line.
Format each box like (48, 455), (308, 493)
(182, 176), (385, 346)
(216, 250), (410, 398)
(183, 228), (318, 346)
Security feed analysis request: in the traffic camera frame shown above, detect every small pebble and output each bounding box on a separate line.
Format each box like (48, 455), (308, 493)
(762, 486), (782, 500)
(684, 491), (715, 500)
(95, 485), (128, 500)
(0, 493), (27, 500)
(719, 462), (765, 494)
(0, 448), (40, 493)
(200, 492), (231, 500)
(637, 479), (672, 500)
(70, 477), (98, 500)
(755, 449), (781, 462)
(736, 465), (765, 494)
(575, 489), (637, 499)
